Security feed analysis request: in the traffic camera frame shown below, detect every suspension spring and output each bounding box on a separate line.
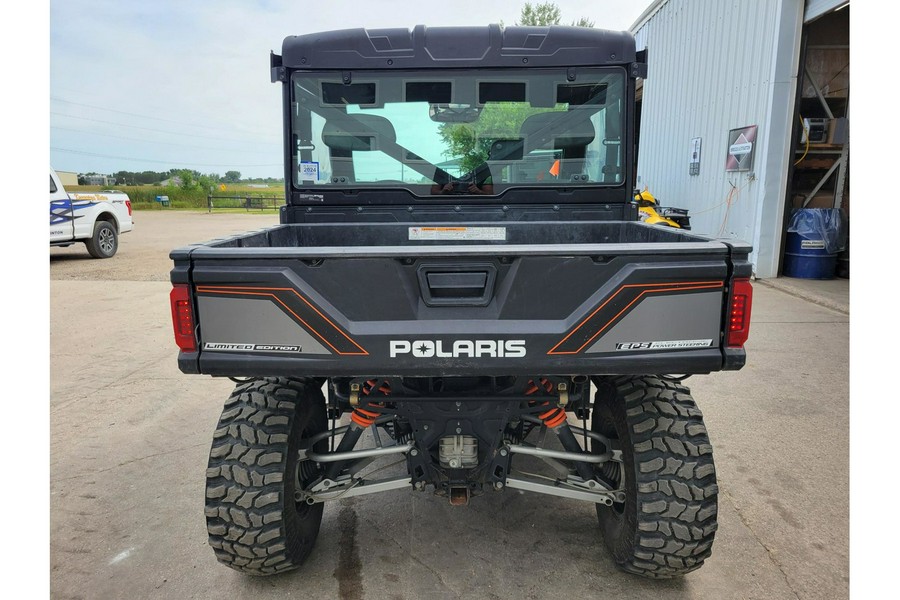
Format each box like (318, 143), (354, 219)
(538, 405), (568, 428)
(525, 377), (554, 396)
(350, 405), (383, 428)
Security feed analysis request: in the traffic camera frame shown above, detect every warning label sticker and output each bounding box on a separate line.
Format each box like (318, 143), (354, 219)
(800, 240), (826, 250)
(409, 226), (506, 241)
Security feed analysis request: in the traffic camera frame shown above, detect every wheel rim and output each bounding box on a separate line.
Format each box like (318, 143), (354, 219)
(99, 227), (115, 254)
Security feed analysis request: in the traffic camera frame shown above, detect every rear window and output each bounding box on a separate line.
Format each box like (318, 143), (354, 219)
(290, 67), (626, 197)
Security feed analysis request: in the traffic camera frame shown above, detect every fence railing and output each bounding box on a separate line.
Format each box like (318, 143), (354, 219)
(206, 195), (284, 213)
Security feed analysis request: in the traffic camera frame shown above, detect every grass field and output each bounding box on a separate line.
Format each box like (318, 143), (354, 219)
(68, 183), (286, 211)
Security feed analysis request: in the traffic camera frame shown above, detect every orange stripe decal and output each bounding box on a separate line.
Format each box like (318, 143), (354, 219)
(196, 285), (368, 356)
(548, 281), (723, 355)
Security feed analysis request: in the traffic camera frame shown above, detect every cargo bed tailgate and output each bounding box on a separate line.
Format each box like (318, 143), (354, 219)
(171, 222), (751, 377)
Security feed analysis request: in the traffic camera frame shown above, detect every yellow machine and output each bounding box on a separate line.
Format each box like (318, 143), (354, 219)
(634, 188), (691, 229)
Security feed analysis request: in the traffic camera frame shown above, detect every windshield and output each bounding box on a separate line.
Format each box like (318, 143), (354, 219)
(290, 68), (626, 197)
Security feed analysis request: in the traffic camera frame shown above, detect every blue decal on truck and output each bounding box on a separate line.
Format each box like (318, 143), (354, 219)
(50, 199), (98, 224)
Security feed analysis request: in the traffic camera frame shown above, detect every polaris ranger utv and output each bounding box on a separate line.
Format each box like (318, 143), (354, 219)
(169, 25), (753, 579)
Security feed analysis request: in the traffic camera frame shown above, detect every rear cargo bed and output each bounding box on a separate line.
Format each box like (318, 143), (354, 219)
(171, 221), (750, 377)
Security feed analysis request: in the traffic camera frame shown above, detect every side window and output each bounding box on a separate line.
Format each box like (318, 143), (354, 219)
(50, 175), (57, 194)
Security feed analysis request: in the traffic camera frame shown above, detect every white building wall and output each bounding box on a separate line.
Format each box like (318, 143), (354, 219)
(633, 0), (804, 278)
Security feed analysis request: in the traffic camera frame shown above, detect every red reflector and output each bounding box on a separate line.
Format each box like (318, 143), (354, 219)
(726, 278), (753, 348)
(170, 284), (197, 352)
(126, 200), (133, 216)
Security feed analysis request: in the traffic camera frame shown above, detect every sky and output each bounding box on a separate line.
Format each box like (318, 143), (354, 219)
(48, 0), (654, 180)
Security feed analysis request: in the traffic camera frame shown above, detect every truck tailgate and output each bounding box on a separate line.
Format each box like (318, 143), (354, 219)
(171, 221), (751, 377)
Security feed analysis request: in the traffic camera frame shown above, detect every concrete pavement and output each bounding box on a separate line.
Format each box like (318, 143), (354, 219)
(49, 211), (849, 599)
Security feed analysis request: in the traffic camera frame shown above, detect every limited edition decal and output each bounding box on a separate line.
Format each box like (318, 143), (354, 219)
(616, 339), (713, 351)
(204, 343), (303, 353)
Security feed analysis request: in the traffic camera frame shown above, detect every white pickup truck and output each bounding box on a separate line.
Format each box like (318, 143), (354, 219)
(50, 169), (134, 258)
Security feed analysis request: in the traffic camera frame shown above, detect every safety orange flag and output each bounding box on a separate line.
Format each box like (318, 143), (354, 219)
(549, 159), (560, 177)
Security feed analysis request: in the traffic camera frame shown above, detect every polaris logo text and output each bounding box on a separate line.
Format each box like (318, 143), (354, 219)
(390, 340), (526, 358)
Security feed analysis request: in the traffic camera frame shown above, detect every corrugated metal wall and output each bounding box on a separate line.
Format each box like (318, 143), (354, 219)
(633, 0), (804, 277)
(805, 0), (847, 22)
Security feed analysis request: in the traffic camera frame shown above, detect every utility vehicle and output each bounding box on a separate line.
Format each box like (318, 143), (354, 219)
(170, 25), (753, 578)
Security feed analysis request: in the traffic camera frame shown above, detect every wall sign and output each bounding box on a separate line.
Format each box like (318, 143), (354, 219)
(725, 125), (757, 172)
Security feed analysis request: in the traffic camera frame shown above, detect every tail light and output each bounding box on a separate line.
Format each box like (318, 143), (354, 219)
(126, 199), (133, 216)
(170, 284), (197, 352)
(726, 278), (753, 348)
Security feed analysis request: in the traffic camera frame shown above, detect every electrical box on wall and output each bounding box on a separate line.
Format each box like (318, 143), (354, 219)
(801, 118), (829, 144)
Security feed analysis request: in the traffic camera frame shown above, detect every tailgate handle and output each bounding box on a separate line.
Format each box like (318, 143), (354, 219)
(418, 264), (496, 307)
(427, 271), (487, 291)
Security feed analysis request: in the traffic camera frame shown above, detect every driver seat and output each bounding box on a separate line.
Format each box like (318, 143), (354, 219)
(321, 114), (397, 183)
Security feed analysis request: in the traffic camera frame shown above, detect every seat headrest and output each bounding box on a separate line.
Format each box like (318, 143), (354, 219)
(488, 138), (524, 161)
(519, 110), (595, 151)
(322, 114), (397, 152)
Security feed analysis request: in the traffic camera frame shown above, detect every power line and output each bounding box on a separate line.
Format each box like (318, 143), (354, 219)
(51, 125), (278, 154)
(50, 96), (277, 138)
(50, 112), (279, 145)
(51, 147), (281, 168)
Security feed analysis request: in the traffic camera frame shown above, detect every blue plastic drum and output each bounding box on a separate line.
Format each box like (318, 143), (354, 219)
(782, 208), (845, 279)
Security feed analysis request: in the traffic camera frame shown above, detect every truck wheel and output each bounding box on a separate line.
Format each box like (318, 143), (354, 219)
(591, 375), (718, 578)
(85, 220), (117, 258)
(205, 377), (327, 575)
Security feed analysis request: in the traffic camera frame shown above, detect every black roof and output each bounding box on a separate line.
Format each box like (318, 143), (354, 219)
(280, 24), (636, 70)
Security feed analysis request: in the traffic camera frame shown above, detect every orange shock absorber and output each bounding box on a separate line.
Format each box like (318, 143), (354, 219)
(352, 378), (391, 427)
(523, 377), (594, 481)
(325, 401), (385, 480)
(528, 378), (566, 428)
(364, 379), (392, 396)
(351, 405), (383, 428)
(538, 404), (568, 428)
(535, 399), (596, 482)
(525, 377), (554, 396)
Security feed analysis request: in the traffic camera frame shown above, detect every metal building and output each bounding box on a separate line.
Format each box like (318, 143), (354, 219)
(631, 0), (850, 279)
(56, 171), (79, 187)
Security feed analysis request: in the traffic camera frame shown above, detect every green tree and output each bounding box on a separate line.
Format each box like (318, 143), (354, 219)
(439, 3), (594, 174)
(517, 2), (561, 26)
(113, 170), (169, 185)
(166, 172), (222, 190)
(515, 2), (593, 27)
(439, 103), (555, 174)
(572, 16), (595, 28)
(175, 169), (202, 189)
(197, 173), (221, 190)
(224, 170), (241, 183)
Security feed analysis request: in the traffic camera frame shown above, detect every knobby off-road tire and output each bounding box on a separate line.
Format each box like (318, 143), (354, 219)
(85, 220), (117, 258)
(205, 377), (327, 575)
(592, 375), (718, 578)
